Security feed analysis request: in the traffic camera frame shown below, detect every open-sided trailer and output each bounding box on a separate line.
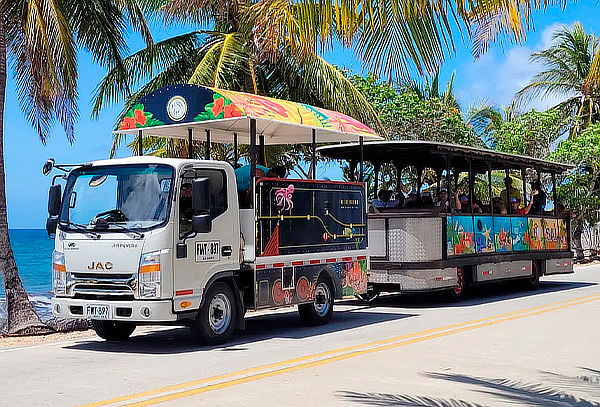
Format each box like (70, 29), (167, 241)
(319, 141), (574, 301)
(45, 84), (380, 344)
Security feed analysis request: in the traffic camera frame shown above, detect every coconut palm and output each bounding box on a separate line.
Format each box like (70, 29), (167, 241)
(0, 1), (152, 335)
(515, 22), (600, 137)
(94, 0), (571, 157)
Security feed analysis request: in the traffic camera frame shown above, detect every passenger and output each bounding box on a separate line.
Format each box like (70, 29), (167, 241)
(404, 190), (420, 208)
(235, 164), (287, 207)
(459, 195), (483, 213)
(510, 197), (533, 215)
(372, 189), (400, 209)
(529, 181), (546, 214)
(492, 197), (507, 215)
(434, 188), (461, 212)
(500, 177), (521, 207)
(421, 191), (434, 207)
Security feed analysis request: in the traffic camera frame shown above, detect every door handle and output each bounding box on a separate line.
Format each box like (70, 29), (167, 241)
(222, 246), (233, 257)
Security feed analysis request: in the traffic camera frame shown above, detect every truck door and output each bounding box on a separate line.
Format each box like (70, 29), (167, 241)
(173, 167), (239, 312)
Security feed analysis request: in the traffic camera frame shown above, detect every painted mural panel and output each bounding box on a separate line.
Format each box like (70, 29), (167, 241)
(511, 217), (530, 251)
(557, 219), (569, 250)
(256, 179), (367, 256)
(494, 217), (513, 252)
(447, 216), (476, 255)
(527, 217), (545, 250)
(474, 216), (495, 253)
(544, 218), (560, 250)
(446, 217), (455, 256)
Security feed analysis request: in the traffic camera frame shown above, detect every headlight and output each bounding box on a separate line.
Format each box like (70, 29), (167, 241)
(138, 251), (161, 298)
(52, 250), (67, 295)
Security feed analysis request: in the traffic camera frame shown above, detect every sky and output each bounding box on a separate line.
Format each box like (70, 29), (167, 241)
(5, 3), (600, 229)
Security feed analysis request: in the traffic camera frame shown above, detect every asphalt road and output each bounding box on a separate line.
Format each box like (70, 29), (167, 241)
(2, 266), (600, 407)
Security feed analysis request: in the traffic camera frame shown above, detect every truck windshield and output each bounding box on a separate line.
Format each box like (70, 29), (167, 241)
(59, 164), (174, 232)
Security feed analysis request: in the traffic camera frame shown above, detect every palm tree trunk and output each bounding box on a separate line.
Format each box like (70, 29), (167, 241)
(572, 219), (585, 260)
(0, 17), (51, 335)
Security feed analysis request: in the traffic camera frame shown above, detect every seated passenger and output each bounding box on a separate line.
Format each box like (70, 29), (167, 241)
(372, 189), (400, 209)
(235, 164), (287, 207)
(492, 197), (507, 215)
(510, 197), (533, 215)
(404, 190), (420, 208)
(421, 191), (434, 207)
(529, 181), (546, 214)
(501, 177), (521, 207)
(434, 188), (461, 212)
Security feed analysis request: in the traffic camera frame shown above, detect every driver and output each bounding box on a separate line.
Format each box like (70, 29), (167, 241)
(179, 182), (193, 234)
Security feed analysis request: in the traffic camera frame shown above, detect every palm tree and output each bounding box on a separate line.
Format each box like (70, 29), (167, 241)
(94, 0), (571, 156)
(515, 22), (600, 137)
(0, 1), (152, 335)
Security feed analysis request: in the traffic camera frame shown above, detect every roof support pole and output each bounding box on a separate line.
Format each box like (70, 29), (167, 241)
(311, 129), (317, 180)
(205, 129), (211, 160)
(521, 168), (527, 205)
(359, 136), (364, 182)
(487, 163), (493, 214)
(138, 130), (143, 156)
(374, 163), (380, 200)
(233, 133), (238, 168)
(417, 166), (423, 204)
(188, 128), (193, 159)
(468, 159), (474, 214)
(445, 156), (451, 214)
(250, 118), (257, 181)
(259, 135), (265, 166)
(552, 172), (558, 217)
(348, 160), (357, 182)
(505, 168), (511, 214)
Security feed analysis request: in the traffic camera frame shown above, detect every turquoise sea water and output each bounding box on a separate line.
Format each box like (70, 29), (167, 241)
(0, 230), (55, 321)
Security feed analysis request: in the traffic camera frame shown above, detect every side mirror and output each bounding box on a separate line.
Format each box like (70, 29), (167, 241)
(48, 184), (62, 216)
(192, 178), (209, 212)
(192, 214), (212, 234)
(46, 217), (58, 238)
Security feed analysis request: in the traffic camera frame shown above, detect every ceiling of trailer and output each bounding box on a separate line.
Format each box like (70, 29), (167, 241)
(113, 84), (382, 144)
(317, 141), (571, 173)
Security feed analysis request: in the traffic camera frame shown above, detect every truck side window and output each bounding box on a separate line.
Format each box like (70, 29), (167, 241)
(179, 169), (228, 237)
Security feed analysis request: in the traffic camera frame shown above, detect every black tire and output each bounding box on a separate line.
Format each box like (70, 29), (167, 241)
(355, 290), (380, 303)
(298, 276), (334, 326)
(190, 282), (237, 345)
(521, 261), (540, 291)
(447, 267), (466, 302)
(91, 320), (136, 341)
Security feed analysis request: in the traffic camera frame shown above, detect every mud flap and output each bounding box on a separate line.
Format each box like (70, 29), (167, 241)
(230, 278), (246, 332)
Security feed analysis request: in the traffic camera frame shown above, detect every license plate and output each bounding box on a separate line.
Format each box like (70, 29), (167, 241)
(85, 304), (111, 319)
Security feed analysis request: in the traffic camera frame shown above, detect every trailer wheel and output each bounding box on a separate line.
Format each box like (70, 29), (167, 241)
(91, 320), (136, 341)
(190, 282), (236, 345)
(447, 267), (466, 302)
(521, 261), (540, 291)
(298, 277), (334, 326)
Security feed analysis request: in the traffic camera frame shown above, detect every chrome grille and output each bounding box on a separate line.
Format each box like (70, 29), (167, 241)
(67, 272), (137, 299)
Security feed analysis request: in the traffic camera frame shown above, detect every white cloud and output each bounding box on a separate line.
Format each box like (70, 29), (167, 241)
(457, 23), (573, 112)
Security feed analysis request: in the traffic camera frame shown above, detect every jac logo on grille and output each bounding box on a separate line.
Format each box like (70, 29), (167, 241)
(67, 242), (76, 248)
(87, 261), (113, 270)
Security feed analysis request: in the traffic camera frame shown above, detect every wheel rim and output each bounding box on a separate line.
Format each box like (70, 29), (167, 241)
(208, 293), (232, 334)
(454, 268), (464, 295)
(313, 282), (331, 317)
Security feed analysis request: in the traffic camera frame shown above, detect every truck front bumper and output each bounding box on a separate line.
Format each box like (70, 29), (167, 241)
(51, 298), (179, 323)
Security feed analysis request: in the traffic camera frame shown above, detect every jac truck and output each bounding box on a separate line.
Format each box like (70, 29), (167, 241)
(45, 84), (380, 344)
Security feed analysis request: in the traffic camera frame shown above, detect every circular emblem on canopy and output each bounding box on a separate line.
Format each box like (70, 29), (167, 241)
(167, 96), (188, 121)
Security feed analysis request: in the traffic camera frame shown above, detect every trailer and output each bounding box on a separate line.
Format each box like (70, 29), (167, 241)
(319, 141), (574, 300)
(45, 84), (380, 344)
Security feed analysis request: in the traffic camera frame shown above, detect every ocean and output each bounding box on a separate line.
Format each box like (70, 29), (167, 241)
(0, 229), (55, 322)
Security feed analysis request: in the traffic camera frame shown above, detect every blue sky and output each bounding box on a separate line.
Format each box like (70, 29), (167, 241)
(5, 3), (600, 228)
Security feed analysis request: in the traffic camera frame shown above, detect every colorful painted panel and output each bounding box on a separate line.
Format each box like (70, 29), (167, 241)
(494, 217), (513, 252)
(337, 259), (368, 296)
(544, 218), (560, 250)
(511, 217), (530, 251)
(256, 179), (367, 256)
(527, 217), (545, 250)
(447, 216), (476, 255)
(474, 216), (495, 253)
(557, 219), (569, 250)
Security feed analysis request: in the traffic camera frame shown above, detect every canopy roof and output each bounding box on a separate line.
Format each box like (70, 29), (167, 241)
(114, 84), (381, 145)
(318, 141), (571, 173)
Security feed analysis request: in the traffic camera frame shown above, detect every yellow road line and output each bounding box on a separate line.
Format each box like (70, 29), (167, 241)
(78, 293), (600, 407)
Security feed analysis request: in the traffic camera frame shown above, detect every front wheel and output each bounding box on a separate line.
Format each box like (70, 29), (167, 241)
(298, 277), (334, 326)
(190, 282), (237, 345)
(91, 320), (136, 341)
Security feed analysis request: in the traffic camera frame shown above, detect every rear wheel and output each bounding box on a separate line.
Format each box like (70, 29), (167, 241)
(447, 267), (466, 302)
(190, 282), (236, 345)
(298, 277), (334, 326)
(355, 290), (380, 303)
(91, 320), (136, 341)
(522, 261), (540, 290)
